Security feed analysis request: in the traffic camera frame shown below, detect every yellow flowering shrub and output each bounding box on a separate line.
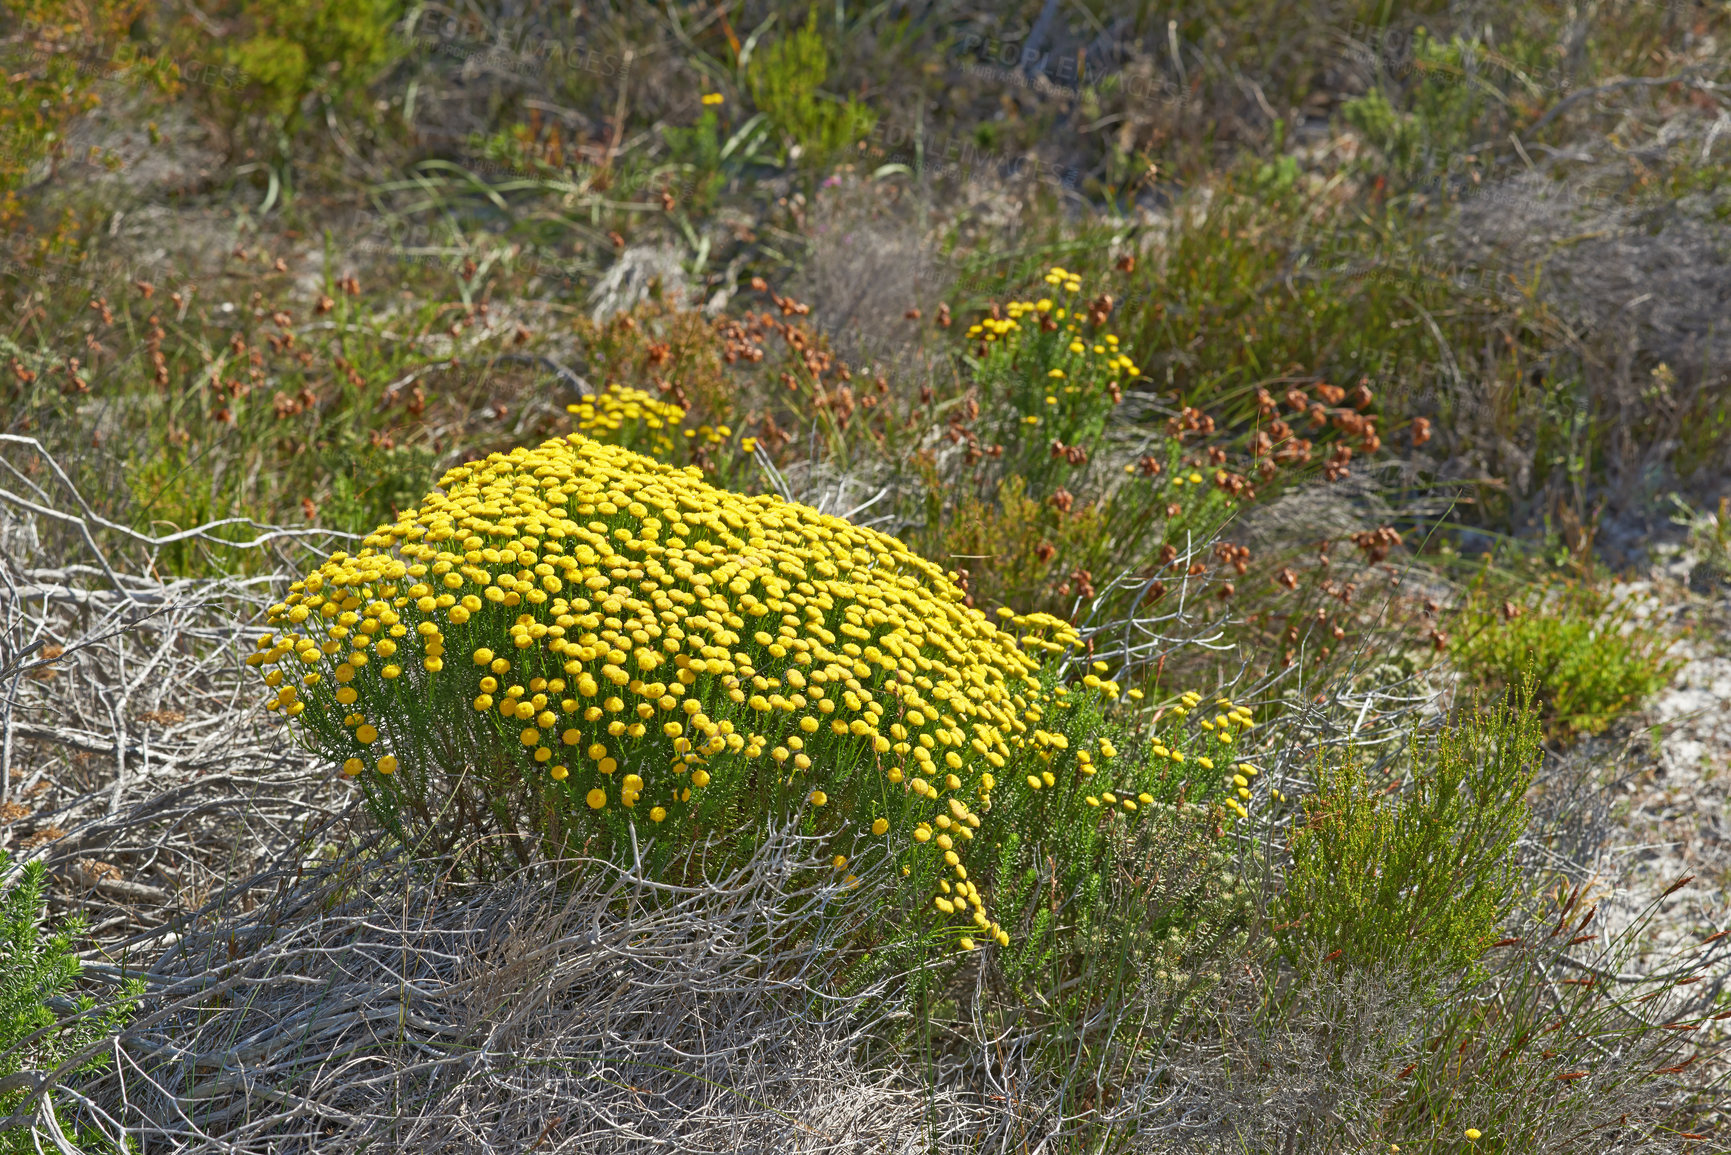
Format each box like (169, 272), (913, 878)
(566, 384), (689, 459)
(568, 383), (739, 466)
(966, 266), (1136, 485)
(250, 435), (1264, 949)
(889, 679), (1265, 1056)
(943, 266), (1244, 620)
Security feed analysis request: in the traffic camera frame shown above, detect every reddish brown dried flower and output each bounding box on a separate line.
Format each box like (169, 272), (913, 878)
(1351, 525), (1402, 563)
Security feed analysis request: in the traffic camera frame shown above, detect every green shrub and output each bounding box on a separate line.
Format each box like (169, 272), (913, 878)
(746, 7), (875, 172)
(823, 676), (1269, 1103)
(936, 263), (1243, 620)
(975, 687), (1263, 1053)
(964, 264), (1139, 487)
(1275, 694), (1540, 977)
(1342, 29), (1501, 185)
(659, 107), (730, 212)
(0, 853), (140, 1152)
(206, 0), (402, 155)
(1450, 580), (1676, 738)
(1373, 876), (1717, 1151)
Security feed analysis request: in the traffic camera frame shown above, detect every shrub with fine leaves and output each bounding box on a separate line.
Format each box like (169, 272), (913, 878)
(0, 853), (140, 1152)
(251, 434), (1161, 953)
(1275, 694), (1541, 977)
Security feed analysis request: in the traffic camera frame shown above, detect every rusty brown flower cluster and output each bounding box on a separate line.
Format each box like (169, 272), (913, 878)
(1351, 526), (1403, 564)
(1049, 439), (1089, 465)
(1168, 405), (1217, 440)
(1214, 542), (1252, 575)
(1253, 377), (1386, 476)
(1056, 567), (1096, 599)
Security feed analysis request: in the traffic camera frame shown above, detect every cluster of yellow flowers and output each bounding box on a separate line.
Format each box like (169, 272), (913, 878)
(963, 268), (1141, 381)
(964, 267), (1140, 432)
(567, 385), (688, 456)
(1156, 691), (1259, 818)
(251, 434), (1109, 949)
(683, 423), (733, 446)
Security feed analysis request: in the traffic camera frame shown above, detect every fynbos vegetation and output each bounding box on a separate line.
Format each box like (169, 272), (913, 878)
(0, 0), (1725, 1151)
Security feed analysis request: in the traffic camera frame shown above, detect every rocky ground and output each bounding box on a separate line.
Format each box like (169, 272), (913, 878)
(1579, 545), (1731, 976)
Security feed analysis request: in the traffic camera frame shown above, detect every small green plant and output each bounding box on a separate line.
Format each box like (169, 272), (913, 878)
(982, 687), (1263, 1008)
(1671, 492), (1731, 590)
(208, 0), (403, 157)
(1450, 580), (1677, 738)
(1343, 28), (1499, 185)
(1276, 693), (1540, 977)
(746, 7), (875, 172)
(848, 679), (1269, 1103)
(0, 1), (169, 224)
(936, 263), (1246, 620)
(660, 107), (730, 212)
(1372, 874), (1718, 1151)
(0, 853), (141, 1152)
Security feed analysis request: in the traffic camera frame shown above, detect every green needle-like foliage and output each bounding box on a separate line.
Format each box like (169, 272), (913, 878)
(747, 6), (876, 172)
(1451, 580), (1677, 738)
(1277, 693), (1541, 978)
(0, 854), (140, 1152)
